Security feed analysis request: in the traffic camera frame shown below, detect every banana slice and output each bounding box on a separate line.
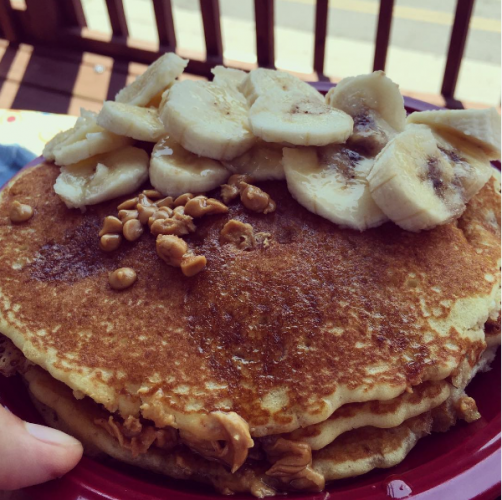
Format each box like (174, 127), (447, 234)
(407, 107), (501, 160)
(47, 110), (131, 166)
(282, 146), (387, 231)
(249, 90), (353, 146)
(97, 101), (165, 142)
(222, 140), (284, 181)
(115, 53), (188, 107)
(326, 71), (406, 155)
(54, 146), (149, 209)
(239, 68), (323, 106)
(211, 66), (247, 89)
(160, 80), (255, 161)
(149, 135), (230, 197)
(367, 125), (493, 232)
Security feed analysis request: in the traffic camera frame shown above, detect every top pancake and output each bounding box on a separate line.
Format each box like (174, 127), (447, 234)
(0, 162), (499, 437)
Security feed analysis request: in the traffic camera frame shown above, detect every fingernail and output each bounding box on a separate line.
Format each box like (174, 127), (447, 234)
(25, 422), (81, 446)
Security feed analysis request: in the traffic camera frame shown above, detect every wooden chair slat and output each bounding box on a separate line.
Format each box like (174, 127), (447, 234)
(0, 0), (18, 41)
(254, 0), (274, 68)
(199, 0), (223, 62)
(152, 0), (177, 49)
(313, 0), (328, 76)
(441, 0), (475, 102)
(56, 0), (87, 29)
(373, 0), (394, 71)
(105, 0), (129, 38)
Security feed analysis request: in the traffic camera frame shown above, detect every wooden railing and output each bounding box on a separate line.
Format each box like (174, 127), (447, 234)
(0, 0), (478, 106)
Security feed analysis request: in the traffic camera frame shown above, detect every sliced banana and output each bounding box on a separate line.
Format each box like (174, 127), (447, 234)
(249, 90), (353, 146)
(97, 101), (165, 142)
(326, 71), (406, 155)
(239, 68), (323, 106)
(367, 125), (493, 232)
(115, 53), (188, 107)
(54, 146), (149, 209)
(160, 80), (255, 161)
(407, 107), (501, 160)
(223, 140), (284, 181)
(283, 146), (387, 231)
(149, 135), (230, 197)
(211, 66), (247, 89)
(43, 128), (75, 162)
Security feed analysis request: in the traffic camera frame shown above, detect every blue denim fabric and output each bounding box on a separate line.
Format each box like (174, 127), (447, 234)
(0, 144), (36, 187)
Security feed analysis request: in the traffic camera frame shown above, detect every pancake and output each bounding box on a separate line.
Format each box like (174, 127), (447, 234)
(0, 162), (499, 441)
(22, 363), (432, 496)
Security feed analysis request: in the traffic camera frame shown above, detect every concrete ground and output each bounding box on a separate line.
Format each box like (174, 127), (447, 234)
(81, 0), (501, 106)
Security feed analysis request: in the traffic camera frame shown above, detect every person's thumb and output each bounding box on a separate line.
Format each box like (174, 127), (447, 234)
(0, 405), (83, 490)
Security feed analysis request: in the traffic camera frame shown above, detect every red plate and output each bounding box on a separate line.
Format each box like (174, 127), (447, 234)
(0, 96), (500, 500)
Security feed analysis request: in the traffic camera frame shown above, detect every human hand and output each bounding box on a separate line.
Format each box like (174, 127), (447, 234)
(0, 405), (83, 490)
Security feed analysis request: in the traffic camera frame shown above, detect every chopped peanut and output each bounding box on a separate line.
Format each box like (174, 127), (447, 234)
(138, 193), (154, 207)
(155, 196), (174, 209)
(123, 219), (144, 242)
(150, 213), (195, 236)
(174, 193), (195, 207)
(220, 220), (255, 250)
(156, 235), (188, 267)
(118, 209), (139, 223)
(240, 183), (276, 214)
(220, 174), (253, 204)
(142, 189), (162, 200)
(109, 267), (137, 290)
(99, 216), (123, 237)
(137, 205), (157, 225)
(148, 209), (172, 228)
(100, 234), (122, 252)
(181, 255), (207, 277)
(184, 196), (229, 218)
(117, 197), (139, 211)
(9, 201), (33, 223)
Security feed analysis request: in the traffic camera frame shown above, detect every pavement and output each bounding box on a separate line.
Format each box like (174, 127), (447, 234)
(81, 0), (501, 107)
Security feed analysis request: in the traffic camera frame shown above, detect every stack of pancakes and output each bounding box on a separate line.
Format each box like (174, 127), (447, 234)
(0, 162), (500, 496)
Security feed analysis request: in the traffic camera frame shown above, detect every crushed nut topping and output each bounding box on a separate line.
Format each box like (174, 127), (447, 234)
(156, 235), (188, 267)
(142, 189), (162, 200)
(220, 220), (256, 250)
(99, 215), (123, 237)
(262, 438), (325, 492)
(138, 193), (155, 207)
(240, 183), (276, 214)
(148, 209), (172, 228)
(179, 411), (254, 473)
(184, 196), (229, 218)
(117, 197), (139, 211)
(118, 209), (139, 223)
(123, 219), (144, 242)
(109, 267), (137, 290)
(155, 196), (174, 209)
(181, 254), (207, 277)
(221, 174), (254, 204)
(100, 233), (122, 252)
(9, 201), (34, 223)
(137, 204), (157, 225)
(150, 211), (196, 236)
(95, 416), (178, 458)
(174, 193), (195, 207)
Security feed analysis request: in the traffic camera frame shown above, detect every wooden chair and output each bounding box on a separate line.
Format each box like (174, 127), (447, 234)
(0, 0), (478, 108)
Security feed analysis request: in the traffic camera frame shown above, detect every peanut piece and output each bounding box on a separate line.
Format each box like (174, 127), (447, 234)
(99, 216), (123, 237)
(174, 193), (195, 207)
(100, 234), (122, 252)
(181, 255), (207, 277)
(155, 196), (174, 209)
(117, 197), (139, 211)
(137, 205), (157, 225)
(9, 201), (33, 223)
(123, 219), (144, 242)
(142, 189), (162, 200)
(118, 209), (139, 223)
(156, 235), (188, 267)
(109, 267), (137, 290)
(220, 220), (255, 250)
(184, 196), (228, 218)
(240, 183), (276, 214)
